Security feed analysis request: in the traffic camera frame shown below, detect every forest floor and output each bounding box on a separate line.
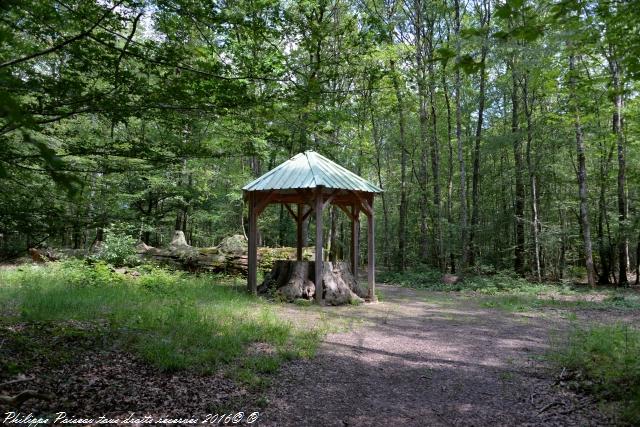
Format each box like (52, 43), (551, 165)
(257, 284), (639, 426)
(1, 267), (639, 426)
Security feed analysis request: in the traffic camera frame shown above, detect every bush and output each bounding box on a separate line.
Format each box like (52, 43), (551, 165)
(58, 259), (124, 287)
(550, 324), (640, 424)
(95, 224), (138, 267)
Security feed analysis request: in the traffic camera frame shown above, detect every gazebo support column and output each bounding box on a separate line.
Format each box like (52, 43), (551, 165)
(351, 205), (360, 281)
(296, 203), (303, 261)
(367, 202), (377, 302)
(247, 193), (258, 295)
(315, 190), (324, 303)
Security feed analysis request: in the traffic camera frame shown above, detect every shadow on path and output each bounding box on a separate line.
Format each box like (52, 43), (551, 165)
(259, 285), (612, 426)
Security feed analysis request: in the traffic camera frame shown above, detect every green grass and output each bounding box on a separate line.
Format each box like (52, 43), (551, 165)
(550, 324), (640, 424)
(379, 268), (640, 312)
(379, 268), (572, 295)
(0, 261), (323, 380)
(480, 293), (640, 312)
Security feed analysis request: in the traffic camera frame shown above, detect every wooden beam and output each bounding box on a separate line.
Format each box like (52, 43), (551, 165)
(336, 203), (356, 221)
(350, 190), (373, 216)
(315, 189), (324, 303)
(295, 189), (316, 207)
(322, 190), (338, 210)
(283, 203), (298, 221)
(351, 205), (360, 281)
(296, 203), (303, 261)
(247, 193), (258, 295)
(255, 190), (276, 216)
(367, 200), (377, 302)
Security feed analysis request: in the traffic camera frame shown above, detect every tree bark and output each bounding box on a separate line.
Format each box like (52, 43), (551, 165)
(609, 57), (628, 286)
(442, 68), (455, 273)
(413, 0), (430, 264)
(391, 60), (408, 272)
(523, 73), (541, 282)
(510, 63), (525, 276)
(569, 52), (597, 287)
(597, 130), (614, 284)
(470, 0), (490, 266)
(372, 110), (390, 268)
(427, 22), (443, 269)
(454, 0), (468, 273)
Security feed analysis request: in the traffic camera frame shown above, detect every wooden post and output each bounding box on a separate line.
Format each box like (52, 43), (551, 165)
(367, 200), (377, 302)
(247, 193), (258, 295)
(351, 205), (359, 281)
(315, 190), (324, 303)
(296, 203), (303, 261)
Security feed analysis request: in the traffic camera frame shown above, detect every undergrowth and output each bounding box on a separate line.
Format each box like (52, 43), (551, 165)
(378, 268), (640, 312)
(0, 261), (323, 383)
(550, 324), (640, 424)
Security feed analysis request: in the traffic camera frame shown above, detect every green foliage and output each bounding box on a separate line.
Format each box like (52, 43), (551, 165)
(0, 0), (638, 285)
(379, 269), (553, 294)
(378, 267), (443, 289)
(95, 224), (138, 267)
(550, 324), (640, 424)
(380, 268), (640, 312)
(0, 262), (323, 376)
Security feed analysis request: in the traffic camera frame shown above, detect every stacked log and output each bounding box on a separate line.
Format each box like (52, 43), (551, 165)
(136, 232), (313, 275)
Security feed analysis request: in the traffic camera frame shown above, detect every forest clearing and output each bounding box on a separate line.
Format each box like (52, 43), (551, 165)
(1, 263), (640, 425)
(1, 0), (640, 425)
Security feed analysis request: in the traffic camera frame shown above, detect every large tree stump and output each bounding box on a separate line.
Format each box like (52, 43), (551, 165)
(259, 260), (364, 305)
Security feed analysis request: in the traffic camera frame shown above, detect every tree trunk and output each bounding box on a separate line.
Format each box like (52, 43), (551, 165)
(391, 60), (408, 272)
(442, 69), (455, 273)
(454, 0), (468, 273)
(609, 57), (628, 286)
(597, 137), (614, 284)
(372, 110), (390, 268)
(635, 235), (639, 286)
(427, 29), (442, 269)
(470, 0), (490, 266)
(523, 73), (541, 282)
(413, 0), (431, 264)
(559, 208), (566, 280)
(510, 64), (525, 276)
(569, 52), (597, 287)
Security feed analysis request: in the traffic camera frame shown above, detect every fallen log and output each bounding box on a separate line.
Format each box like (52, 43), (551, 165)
(137, 233), (313, 275)
(259, 260), (365, 305)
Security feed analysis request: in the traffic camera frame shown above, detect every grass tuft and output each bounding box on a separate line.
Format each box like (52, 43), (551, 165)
(550, 324), (640, 424)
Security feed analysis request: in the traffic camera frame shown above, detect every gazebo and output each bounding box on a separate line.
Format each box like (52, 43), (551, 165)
(242, 150), (382, 303)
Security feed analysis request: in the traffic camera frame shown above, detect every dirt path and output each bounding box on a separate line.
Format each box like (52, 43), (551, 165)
(259, 285), (613, 426)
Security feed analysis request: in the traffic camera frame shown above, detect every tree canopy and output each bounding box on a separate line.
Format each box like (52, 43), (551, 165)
(1, 0), (638, 284)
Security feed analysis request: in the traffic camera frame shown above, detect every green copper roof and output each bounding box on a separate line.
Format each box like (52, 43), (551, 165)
(242, 151), (383, 193)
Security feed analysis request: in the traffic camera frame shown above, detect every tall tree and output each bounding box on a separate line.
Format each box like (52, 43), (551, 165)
(569, 50), (597, 287)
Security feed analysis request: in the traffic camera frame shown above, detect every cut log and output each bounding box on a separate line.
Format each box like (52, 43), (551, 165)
(259, 260), (364, 305)
(138, 238), (313, 276)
